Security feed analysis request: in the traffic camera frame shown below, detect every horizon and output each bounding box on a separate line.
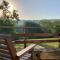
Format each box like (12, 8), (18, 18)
(21, 18), (60, 20)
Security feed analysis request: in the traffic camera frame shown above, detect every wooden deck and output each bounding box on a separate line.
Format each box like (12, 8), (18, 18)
(41, 48), (60, 60)
(34, 48), (60, 60)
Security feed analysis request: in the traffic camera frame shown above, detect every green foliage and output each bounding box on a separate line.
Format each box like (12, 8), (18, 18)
(0, 18), (16, 34)
(40, 20), (60, 33)
(0, 0), (19, 34)
(24, 21), (44, 33)
(52, 21), (60, 33)
(24, 21), (44, 39)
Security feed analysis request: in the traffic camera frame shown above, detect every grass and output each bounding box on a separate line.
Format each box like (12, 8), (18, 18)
(28, 37), (60, 48)
(40, 42), (59, 48)
(28, 37), (60, 40)
(15, 44), (24, 51)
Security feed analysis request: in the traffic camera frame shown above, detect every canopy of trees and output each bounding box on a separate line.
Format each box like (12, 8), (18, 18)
(40, 20), (60, 33)
(16, 20), (60, 35)
(24, 21), (44, 33)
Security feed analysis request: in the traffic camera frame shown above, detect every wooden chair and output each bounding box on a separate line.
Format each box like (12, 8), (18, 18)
(0, 37), (36, 60)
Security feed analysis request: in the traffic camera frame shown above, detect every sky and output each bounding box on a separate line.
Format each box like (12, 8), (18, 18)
(0, 0), (60, 20)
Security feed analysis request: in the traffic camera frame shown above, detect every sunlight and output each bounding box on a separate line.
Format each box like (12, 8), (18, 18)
(8, 3), (14, 13)
(0, 10), (3, 17)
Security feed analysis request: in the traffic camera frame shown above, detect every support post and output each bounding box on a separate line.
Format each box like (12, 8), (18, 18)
(59, 33), (60, 48)
(23, 27), (27, 48)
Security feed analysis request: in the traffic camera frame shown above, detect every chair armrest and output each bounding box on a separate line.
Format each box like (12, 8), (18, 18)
(16, 44), (36, 57)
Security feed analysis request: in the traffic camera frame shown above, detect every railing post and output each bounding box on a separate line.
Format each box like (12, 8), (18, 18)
(23, 27), (27, 48)
(59, 33), (60, 48)
(24, 38), (27, 48)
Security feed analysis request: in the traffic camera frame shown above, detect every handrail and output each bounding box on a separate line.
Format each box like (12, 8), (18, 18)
(16, 44), (36, 57)
(15, 39), (59, 44)
(14, 33), (52, 37)
(15, 33), (60, 48)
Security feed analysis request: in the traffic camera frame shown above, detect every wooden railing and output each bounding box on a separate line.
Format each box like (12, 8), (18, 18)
(15, 39), (59, 44)
(14, 33), (60, 48)
(0, 26), (60, 48)
(0, 33), (59, 48)
(14, 33), (52, 37)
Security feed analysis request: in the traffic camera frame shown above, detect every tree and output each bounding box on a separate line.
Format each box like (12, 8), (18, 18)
(40, 20), (60, 33)
(0, 0), (20, 34)
(0, 0), (9, 18)
(0, 18), (16, 34)
(23, 21), (44, 39)
(0, 0), (19, 21)
(24, 21), (43, 34)
(52, 21), (60, 33)
(12, 10), (19, 21)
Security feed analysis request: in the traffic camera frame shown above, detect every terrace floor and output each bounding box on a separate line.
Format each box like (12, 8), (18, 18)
(39, 48), (60, 60)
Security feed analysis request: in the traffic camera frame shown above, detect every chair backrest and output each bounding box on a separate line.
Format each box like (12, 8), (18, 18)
(0, 37), (18, 60)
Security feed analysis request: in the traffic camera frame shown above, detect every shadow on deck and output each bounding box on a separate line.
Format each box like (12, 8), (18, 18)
(35, 48), (60, 60)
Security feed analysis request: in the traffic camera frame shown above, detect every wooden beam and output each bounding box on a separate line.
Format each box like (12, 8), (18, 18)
(15, 33), (52, 37)
(15, 40), (59, 44)
(17, 44), (36, 57)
